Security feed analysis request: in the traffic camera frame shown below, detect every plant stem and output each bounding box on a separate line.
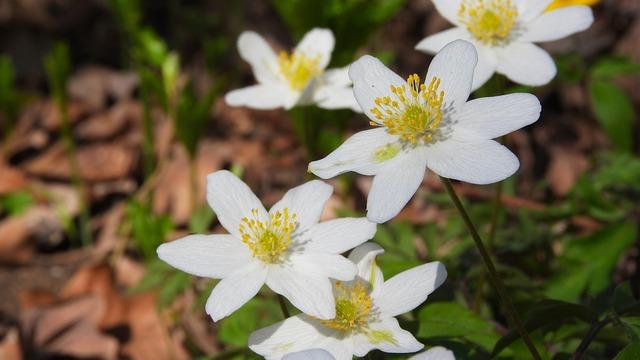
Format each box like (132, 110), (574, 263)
(441, 177), (541, 360)
(189, 154), (198, 213)
(277, 294), (290, 318)
(571, 318), (611, 360)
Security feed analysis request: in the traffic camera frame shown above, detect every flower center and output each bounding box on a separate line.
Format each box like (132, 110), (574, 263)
(458, 0), (518, 46)
(320, 281), (372, 332)
(277, 51), (322, 92)
(370, 74), (445, 145)
(238, 208), (297, 264)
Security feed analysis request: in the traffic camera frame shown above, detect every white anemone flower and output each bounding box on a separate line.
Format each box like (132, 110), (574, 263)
(409, 347), (456, 360)
(249, 242), (447, 360)
(309, 40), (541, 223)
(225, 28), (361, 111)
(283, 349), (335, 360)
(157, 170), (376, 321)
(416, 0), (594, 89)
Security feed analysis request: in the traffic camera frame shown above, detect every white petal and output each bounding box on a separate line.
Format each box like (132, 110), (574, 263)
(496, 42), (556, 87)
(431, 0), (463, 25)
(270, 180), (333, 233)
(348, 242), (385, 289)
(415, 28), (469, 54)
(471, 44), (498, 91)
(291, 252), (357, 281)
(283, 349), (335, 360)
(425, 139), (519, 185)
(314, 86), (361, 112)
(305, 218), (377, 254)
(157, 234), (253, 279)
(518, 0), (555, 22)
(359, 318), (424, 354)
(205, 264), (266, 321)
(455, 93), (541, 139)
(374, 262), (447, 318)
(349, 55), (406, 123)
(236, 31), (280, 85)
(308, 128), (402, 178)
(249, 315), (333, 359)
(225, 84), (295, 110)
(206, 170), (267, 238)
(425, 40), (477, 110)
(266, 267), (335, 319)
(295, 28), (335, 70)
(521, 6), (594, 43)
(408, 347), (456, 360)
(321, 67), (351, 87)
(367, 151), (427, 223)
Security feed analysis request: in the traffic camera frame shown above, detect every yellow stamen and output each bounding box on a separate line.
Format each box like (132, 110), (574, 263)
(458, 0), (518, 46)
(320, 281), (373, 332)
(238, 208), (297, 263)
(369, 74), (445, 145)
(277, 51), (322, 92)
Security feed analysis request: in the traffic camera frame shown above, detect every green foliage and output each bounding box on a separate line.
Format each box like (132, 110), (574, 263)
(272, 0), (406, 66)
(125, 200), (174, 261)
(132, 259), (192, 307)
(613, 342), (640, 360)
(0, 191), (34, 216)
(175, 82), (219, 157)
(44, 43), (71, 108)
(0, 56), (19, 130)
(218, 297), (282, 347)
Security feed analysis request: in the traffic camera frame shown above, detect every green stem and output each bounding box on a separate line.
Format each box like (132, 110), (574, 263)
(571, 317), (611, 360)
(441, 177), (541, 360)
(277, 294), (291, 319)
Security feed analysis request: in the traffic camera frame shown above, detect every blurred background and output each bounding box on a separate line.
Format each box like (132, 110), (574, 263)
(0, 0), (639, 359)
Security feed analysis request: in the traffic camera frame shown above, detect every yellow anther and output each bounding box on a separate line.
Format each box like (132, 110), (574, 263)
(320, 281), (373, 332)
(458, 0), (518, 45)
(277, 51), (322, 91)
(238, 208), (297, 263)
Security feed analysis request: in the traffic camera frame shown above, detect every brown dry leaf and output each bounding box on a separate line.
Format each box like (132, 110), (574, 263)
(46, 320), (118, 360)
(0, 162), (27, 195)
(0, 206), (62, 264)
(547, 147), (589, 196)
(24, 142), (137, 182)
(93, 204), (126, 260)
(39, 100), (92, 131)
(68, 67), (138, 112)
(0, 328), (22, 360)
(75, 101), (139, 141)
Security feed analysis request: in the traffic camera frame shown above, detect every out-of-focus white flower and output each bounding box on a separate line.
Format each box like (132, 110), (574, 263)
(309, 40), (541, 223)
(416, 0), (594, 89)
(157, 170), (376, 321)
(249, 243), (447, 360)
(409, 347), (456, 360)
(225, 28), (361, 111)
(283, 349), (335, 360)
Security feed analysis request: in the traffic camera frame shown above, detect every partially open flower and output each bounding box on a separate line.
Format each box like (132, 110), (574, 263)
(225, 28), (361, 111)
(157, 171), (376, 321)
(249, 243), (447, 360)
(416, 0), (594, 89)
(309, 40), (541, 223)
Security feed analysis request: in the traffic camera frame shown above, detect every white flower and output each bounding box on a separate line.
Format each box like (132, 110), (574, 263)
(416, 0), (594, 89)
(157, 170), (376, 321)
(225, 28), (361, 111)
(409, 347), (456, 360)
(309, 40), (541, 223)
(249, 242), (447, 360)
(283, 349), (335, 360)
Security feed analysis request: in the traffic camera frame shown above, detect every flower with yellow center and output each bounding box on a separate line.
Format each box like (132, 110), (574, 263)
(249, 242), (448, 360)
(547, 0), (600, 11)
(416, 0), (594, 89)
(157, 170), (377, 322)
(310, 41), (541, 223)
(225, 28), (362, 112)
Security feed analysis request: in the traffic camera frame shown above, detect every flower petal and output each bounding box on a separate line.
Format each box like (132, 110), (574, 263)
(314, 85), (361, 112)
(266, 267), (335, 319)
(308, 128), (402, 178)
(518, 0), (555, 22)
(225, 84), (295, 110)
(431, 0), (463, 25)
(415, 28), (469, 54)
(291, 252), (357, 281)
(521, 6), (593, 43)
(348, 242), (385, 289)
(367, 150), (427, 223)
(455, 93), (541, 139)
(157, 234), (253, 279)
(408, 347), (456, 360)
(425, 40), (477, 110)
(283, 349), (335, 360)
(496, 43), (556, 87)
(425, 139), (519, 185)
(305, 218), (377, 254)
(374, 262), (447, 318)
(349, 55), (407, 123)
(206, 170), (267, 238)
(236, 31), (280, 85)
(357, 318), (423, 354)
(471, 44), (498, 91)
(321, 67), (351, 87)
(295, 28), (335, 70)
(269, 180), (333, 233)
(205, 263), (266, 321)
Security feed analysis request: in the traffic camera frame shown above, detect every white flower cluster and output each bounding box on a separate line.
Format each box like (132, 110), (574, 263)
(158, 1), (593, 359)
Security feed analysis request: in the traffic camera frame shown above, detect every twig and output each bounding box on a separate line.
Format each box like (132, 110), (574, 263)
(571, 318), (611, 360)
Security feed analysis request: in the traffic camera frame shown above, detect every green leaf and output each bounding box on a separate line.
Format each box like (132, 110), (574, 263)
(158, 271), (191, 307)
(613, 342), (640, 360)
(125, 200), (174, 260)
(591, 56), (640, 79)
(0, 192), (34, 216)
(189, 205), (216, 233)
(620, 317), (640, 342)
(589, 79), (635, 153)
(615, 282), (640, 316)
(218, 297), (281, 347)
(546, 223), (637, 301)
(417, 302), (501, 352)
